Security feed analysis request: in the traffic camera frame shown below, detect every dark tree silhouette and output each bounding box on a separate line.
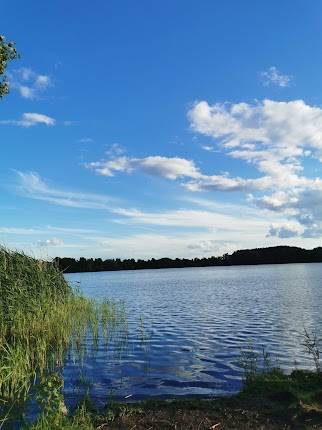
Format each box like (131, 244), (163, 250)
(0, 35), (19, 98)
(54, 246), (322, 273)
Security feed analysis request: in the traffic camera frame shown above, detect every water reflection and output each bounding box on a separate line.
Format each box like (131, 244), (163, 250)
(65, 263), (322, 401)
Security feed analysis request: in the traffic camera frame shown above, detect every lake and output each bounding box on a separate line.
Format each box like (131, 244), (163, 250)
(64, 263), (322, 405)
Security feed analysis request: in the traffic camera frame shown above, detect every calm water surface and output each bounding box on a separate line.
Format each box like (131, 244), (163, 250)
(64, 263), (322, 404)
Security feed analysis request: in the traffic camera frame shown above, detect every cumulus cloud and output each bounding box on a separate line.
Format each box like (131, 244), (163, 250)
(267, 224), (299, 239)
(189, 100), (322, 181)
(0, 113), (55, 127)
(189, 99), (322, 156)
(83, 98), (322, 239)
(260, 66), (293, 88)
(86, 153), (270, 192)
(86, 155), (201, 180)
(184, 174), (255, 192)
(9, 67), (52, 99)
(87, 154), (266, 192)
(188, 98), (322, 237)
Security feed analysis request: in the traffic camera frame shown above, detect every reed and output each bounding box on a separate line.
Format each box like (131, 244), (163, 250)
(0, 246), (126, 416)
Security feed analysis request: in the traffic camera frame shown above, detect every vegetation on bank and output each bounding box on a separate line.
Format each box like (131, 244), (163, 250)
(23, 369), (322, 429)
(0, 247), (126, 428)
(23, 334), (322, 429)
(1, 246), (322, 429)
(55, 245), (322, 273)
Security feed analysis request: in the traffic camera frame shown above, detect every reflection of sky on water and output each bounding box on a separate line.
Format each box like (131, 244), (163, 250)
(64, 263), (322, 403)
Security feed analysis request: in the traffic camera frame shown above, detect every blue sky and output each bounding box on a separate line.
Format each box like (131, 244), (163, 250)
(2, 0), (322, 259)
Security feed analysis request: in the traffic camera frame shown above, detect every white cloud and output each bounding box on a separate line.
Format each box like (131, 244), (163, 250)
(201, 144), (217, 152)
(37, 237), (64, 247)
(260, 66), (293, 87)
(46, 226), (100, 235)
(92, 227), (313, 259)
(19, 86), (36, 99)
(9, 67), (52, 100)
(35, 75), (51, 88)
(84, 98), (322, 238)
(188, 98), (322, 237)
(189, 99), (322, 155)
(0, 227), (42, 235)
(0, 225), (100, 237)
(111, 197), (287, 234)
(15, 171), (116, 209)
(86, 154), (262, 192)
(184, 174), (254, 192)
(96, 233), (236, 259)
(20, 113), (55, 127)
(86, 155), (201, 180)
(78, 137), (94, 143)
(105, 143), (125, 156)
(0, 113), (55, 127)
(267, 224), (299, 239)
(188, 99), (322, 190)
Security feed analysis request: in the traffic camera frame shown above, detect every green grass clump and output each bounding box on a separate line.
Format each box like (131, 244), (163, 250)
(0, 246), (126, 426)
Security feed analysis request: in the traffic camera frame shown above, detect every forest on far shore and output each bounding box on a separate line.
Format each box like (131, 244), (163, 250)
(55, 245), (322, 273)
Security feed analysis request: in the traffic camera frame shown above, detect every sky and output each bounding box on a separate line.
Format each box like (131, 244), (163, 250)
(2, 0), (322, 259)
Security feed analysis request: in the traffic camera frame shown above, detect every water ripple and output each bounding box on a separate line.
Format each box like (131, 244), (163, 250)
(65, 263), (322, 402)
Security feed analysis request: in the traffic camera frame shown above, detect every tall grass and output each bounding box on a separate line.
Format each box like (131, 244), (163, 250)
(0, 246), (126, 424)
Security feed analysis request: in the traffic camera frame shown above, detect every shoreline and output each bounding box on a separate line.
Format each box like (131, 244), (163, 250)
(56, 245), (322, 274)
(28, 369), (322, 429)
(63, 259), (322, 274)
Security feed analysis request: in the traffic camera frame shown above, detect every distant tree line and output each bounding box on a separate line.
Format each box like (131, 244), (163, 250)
(54, 246), (322, 273)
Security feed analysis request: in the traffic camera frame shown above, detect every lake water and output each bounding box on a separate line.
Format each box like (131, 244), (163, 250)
(64, 263), (322, 405)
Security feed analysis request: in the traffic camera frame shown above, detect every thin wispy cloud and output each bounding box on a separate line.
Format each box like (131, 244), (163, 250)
(78, 137), (94, 143)
(112, 206), (282, 231)
(260, 66), (293, 87)
(105, 143), (126, 156)
(0, 225), (100, 237)
(15, 171), (116, 209)
(0, 227), (44, 235)
(96, 232), (234, 259)
(9, 67), (52, 100)
(46, 226), (100, 235)
(0, 113), (55, 127)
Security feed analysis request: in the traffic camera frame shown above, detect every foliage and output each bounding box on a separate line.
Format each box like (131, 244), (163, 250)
(0, 246), (127, 427)
(55, 245), (322, 273)
(302, 328), (321, 372)
(239, 343), (279, 383)
(25, 369), (322, 429)
(25, 333), (322, 429)
(0, 35), (19, 98)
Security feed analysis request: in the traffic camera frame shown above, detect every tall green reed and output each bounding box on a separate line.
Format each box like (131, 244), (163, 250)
(0, 246), (126, 408)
